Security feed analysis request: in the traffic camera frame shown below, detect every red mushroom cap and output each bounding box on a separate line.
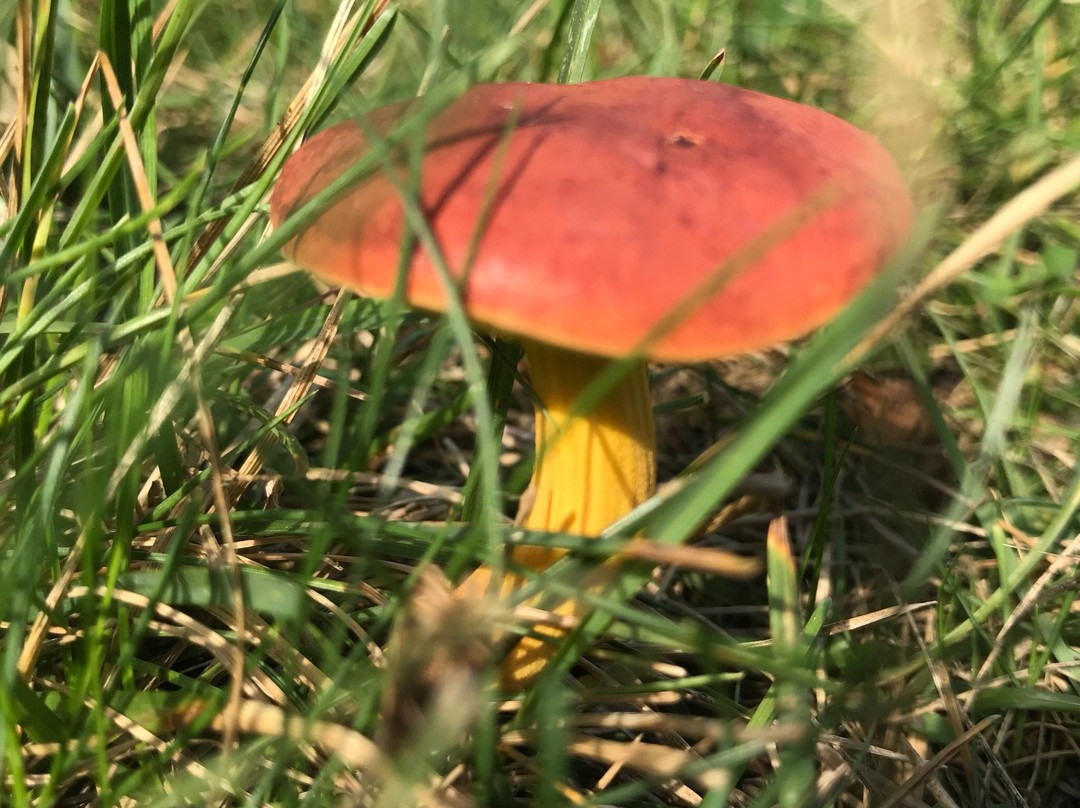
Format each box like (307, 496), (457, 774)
(270, 77), (913, 362)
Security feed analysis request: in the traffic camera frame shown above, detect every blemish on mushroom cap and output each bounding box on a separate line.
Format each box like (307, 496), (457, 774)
(271, 76), (913, 362)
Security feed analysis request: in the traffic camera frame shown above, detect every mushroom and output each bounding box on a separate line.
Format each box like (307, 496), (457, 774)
(269, 77), (913, 688)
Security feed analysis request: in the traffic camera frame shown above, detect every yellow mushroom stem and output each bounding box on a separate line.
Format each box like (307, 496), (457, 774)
(457, 339), (656, 688)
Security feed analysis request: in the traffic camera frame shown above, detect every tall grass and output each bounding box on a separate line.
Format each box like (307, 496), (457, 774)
(1, 0), (1079, 805)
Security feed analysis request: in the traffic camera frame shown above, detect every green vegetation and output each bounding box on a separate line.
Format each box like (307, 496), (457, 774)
(2, 0), (1079, 805)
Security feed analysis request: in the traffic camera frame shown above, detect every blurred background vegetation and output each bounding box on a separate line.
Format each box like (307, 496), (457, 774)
(1, 0), (1079, 805)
